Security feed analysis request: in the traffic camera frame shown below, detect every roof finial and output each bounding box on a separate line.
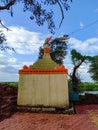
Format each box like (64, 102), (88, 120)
(43, 37), (52, 57)
(45, 36), (52, 43)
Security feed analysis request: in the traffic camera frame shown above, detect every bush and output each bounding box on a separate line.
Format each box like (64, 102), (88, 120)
(0, 82), (18, 88)
(79, 82), (98, 92)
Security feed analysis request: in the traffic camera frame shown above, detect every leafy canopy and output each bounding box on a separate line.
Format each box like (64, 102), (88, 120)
(0, 0), (72, 34)
(71, 49), (98, 84)
(88, 55), (98, 82)
(0, 30), (6, 51)
(70, 49), (97, 91)
(38, 35), (69, 65)
(0, 30), (15, 52)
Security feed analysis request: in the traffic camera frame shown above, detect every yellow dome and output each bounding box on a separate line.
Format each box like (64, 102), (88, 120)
(30, 56), (59, 70)
(30, 43), (59, 70)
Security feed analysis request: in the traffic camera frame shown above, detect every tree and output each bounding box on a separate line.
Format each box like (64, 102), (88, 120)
(70, 49), (94, 92)
(88, 55), (98, 82)
(0, 30), (15, 52)
(70, 49), (86, 92)
(38, 35), (69, 64)
(0, 30), (6, 50)
(0, 0), (72, 34)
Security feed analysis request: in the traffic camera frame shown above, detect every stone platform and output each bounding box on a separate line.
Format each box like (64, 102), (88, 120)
(17, 105), (74, 114)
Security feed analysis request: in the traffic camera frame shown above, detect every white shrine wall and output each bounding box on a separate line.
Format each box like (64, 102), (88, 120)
(17, 74), (69, 108)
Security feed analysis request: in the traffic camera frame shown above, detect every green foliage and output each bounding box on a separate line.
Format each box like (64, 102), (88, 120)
(71, 49), (85, 65)
(0, 82), (18, 87)
(68, 80), (98, 92)
(0, 30), (15, 52)
(70, 49), (86, 92)
(88, 55), (98, 82)
(0, 0), (72, 34)
(38, 35), (68, 64)
(0, 30), (6, 50)
(68, 79), (73, 92)
(79, 82), (98, 92)
(71, 49), (94, 65)
(70, 49), (97, 91)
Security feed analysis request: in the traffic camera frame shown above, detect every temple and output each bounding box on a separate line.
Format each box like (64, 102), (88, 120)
(17, 39), (69, 110)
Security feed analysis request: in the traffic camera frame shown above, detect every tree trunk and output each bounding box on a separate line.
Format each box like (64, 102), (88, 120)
(71, 58), (85, 92)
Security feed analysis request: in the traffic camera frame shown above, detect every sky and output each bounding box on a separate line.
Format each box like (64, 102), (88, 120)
(0, 0), (98, 82)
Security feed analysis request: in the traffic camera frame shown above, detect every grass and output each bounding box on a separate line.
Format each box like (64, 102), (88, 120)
(68, 81), (98, 92)
(0, 82), (18, 87)
(79, 82), (98, 92)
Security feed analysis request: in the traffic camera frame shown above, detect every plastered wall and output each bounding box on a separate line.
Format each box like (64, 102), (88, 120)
(17, 74), (69, 108)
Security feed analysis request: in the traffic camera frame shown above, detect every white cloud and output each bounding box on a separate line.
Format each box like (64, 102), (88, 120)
(2, 26), (45, 54)
(68, 37), (98, 56)
(0, 26), (97, 82)
(0, 26), (49, 81)
(0, 53), (33, 82)
(78, 63), (93, 82)
(64, 55), (93, 82)
(80, 22), (84, 29)
(64, 37), (98, 82)
(0, 54), (18, 81)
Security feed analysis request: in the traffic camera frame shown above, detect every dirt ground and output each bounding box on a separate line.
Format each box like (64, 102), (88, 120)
(0, 104), (98, 130)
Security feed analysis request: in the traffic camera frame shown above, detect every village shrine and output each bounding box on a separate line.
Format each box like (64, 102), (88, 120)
(17, 38), (69, 112)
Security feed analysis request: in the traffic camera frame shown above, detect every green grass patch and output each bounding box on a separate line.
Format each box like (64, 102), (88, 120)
(68, 80), (98, 92)
(0, 82), (18, 88)
(79, 82), (98, 92)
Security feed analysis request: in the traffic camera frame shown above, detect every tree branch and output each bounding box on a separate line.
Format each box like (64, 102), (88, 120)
(0, 20), (11, 31)
(57, 0), (64, 28)
(0, 0), (16, 10)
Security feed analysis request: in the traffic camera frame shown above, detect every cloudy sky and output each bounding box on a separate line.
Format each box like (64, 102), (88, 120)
(0, 0), (98, 82)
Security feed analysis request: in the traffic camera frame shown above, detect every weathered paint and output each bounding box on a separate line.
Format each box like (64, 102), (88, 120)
(17, 74), (69, 108)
